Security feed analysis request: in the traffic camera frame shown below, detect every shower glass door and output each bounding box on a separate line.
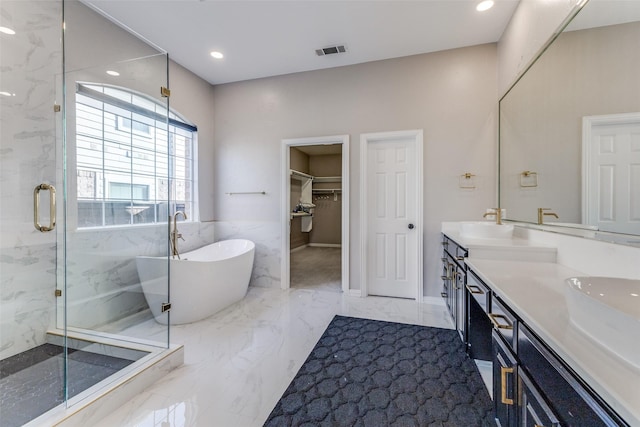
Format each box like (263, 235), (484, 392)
(1, 1), (171, 425)
(61, 0), (171, 406)
(1, 1), (65, 425)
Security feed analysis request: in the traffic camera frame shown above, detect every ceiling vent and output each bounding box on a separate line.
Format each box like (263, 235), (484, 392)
(315, 45), (347, 57)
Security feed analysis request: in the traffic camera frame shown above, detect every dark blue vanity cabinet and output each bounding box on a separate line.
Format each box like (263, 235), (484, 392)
(517, 324), (627, 427)
(440, 234), (468, 342)
(466, 267), (629, 427)
(467, 269), (493, 361)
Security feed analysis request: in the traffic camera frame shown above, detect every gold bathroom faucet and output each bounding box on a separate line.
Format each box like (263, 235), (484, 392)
(171, 211), (187, 258)
(537, 208), (558, 224)
(483, 208), (502, 225)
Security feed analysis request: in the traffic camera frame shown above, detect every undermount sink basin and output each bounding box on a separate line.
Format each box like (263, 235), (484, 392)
(459, 221), (514, 239)
(565, 277), (640, 368)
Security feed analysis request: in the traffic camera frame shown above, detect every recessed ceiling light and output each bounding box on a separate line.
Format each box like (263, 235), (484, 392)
(0, 91), (16, 97)
(210, 51), (224, 59)
(0, 26), (16, 35)
(476, 0), (494, 12)
(106, 70), (120, 76)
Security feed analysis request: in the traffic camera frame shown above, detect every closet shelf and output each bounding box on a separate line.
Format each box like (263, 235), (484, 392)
(313, 176), (341, 183)
(290, 169), (313, 180)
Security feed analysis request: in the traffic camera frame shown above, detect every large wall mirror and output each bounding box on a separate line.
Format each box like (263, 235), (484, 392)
(499, 0), (640, 242)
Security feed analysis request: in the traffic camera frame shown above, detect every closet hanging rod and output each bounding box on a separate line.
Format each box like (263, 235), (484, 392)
(312, 188), (342, 193)
(225, 191), (266, 195)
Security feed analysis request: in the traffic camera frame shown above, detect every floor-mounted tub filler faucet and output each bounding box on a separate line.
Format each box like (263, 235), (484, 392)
(171, 211), (187, 259)
(537, 208), (558, 225)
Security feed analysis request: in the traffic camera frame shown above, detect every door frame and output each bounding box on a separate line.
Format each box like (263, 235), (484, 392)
(582, 112), (640, 225)
(281, 134), (350, 292)
(359, 130), (423, 301)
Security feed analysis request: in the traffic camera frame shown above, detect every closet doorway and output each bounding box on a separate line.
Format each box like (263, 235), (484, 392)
(281, 135), (350, 292)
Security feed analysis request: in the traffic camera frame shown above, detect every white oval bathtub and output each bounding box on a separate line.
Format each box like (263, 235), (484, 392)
(136, 239), (255, 325)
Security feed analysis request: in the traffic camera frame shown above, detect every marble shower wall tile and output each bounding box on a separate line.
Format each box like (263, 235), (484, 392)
(214, 221), (281, 288)
(64, 222), (215, 331)
(0, 1), (63, 360)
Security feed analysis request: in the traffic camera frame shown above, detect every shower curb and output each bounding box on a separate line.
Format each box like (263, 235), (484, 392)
(24, 344), (184, 427)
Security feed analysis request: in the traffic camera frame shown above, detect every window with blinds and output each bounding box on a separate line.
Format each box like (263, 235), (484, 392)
(75, 83), (197, 228)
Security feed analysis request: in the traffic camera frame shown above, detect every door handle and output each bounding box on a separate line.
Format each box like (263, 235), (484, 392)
(408, 223), (414, 229)
(34, 183), (56, 232)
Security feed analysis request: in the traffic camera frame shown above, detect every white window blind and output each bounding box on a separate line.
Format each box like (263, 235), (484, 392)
(75, 83), (197, 228)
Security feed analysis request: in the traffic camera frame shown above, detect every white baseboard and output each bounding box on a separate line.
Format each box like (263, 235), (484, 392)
(348, 289), (362, 297)
(422, 296), (446, 306)
(290, 244), (309, 253)
(308, 243), (342, 248)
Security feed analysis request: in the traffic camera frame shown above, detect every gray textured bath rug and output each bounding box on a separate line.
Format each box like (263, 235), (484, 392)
(263, 315), (493, 427)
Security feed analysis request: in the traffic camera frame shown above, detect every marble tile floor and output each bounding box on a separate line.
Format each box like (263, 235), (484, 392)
(91, 286), (491, 427)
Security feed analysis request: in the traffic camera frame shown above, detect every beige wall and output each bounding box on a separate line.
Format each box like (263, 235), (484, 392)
(289, 148), (310, 249)
(213, 44), (498, 297)
(169, 61), (216, 221)
(309, 154), (342, 245)
(498, 0), (582, 96)
(500, 22), (640, 224)
(290, 147), (310, 173)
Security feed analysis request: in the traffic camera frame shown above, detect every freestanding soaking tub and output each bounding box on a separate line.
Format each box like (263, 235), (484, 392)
(136, 239), (255, 325)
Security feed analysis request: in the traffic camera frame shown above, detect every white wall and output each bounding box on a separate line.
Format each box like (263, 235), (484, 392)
(498, 0), (583, 96)
(212, 45), (498, 297)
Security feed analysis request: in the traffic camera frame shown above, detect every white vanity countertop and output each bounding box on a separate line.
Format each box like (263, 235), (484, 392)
(465, 258), (640, 426)
(444, 230), (555, 251)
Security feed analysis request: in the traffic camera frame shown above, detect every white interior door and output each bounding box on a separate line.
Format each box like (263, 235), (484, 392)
(363, 131), (422, 299)
(584, 114), (640, 234)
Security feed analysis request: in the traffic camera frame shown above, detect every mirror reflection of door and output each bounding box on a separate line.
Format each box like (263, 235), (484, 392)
(289, 145), (343, 292)
(583, 113), (640, 235)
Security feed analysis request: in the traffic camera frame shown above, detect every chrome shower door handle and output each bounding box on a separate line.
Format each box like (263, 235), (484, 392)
(34, 183), (56, 232)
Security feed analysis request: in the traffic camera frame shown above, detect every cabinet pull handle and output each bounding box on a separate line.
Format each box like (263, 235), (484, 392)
(466, 284), (483, 294)
(441, 241), (448, 246)
(441, 276), (448, 280)
(456, 255), (464, 260)
(501, 366), (514, 405)
(440, 292), (447, 298)
(34, 184), (56, 232)
(441, 257), (447, 262)
(489, 313), (513, 330)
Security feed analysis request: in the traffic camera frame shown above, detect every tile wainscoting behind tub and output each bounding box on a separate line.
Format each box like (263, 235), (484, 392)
(64, 222), (216, 331)
(214, 221), (281, 288)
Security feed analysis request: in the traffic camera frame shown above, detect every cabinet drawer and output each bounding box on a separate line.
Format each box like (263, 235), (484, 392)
(518, 324), (626, 426)
(493, 330), (518, 427)
(441, 234), (467, 267)
(466, 270), (490, 311)
(518, 367), (561, 427)
(488, 296), (517, 350)
(455, 244), (468, 261)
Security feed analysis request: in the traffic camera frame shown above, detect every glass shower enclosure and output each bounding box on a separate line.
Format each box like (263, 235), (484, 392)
(1, 1), (173, 425)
